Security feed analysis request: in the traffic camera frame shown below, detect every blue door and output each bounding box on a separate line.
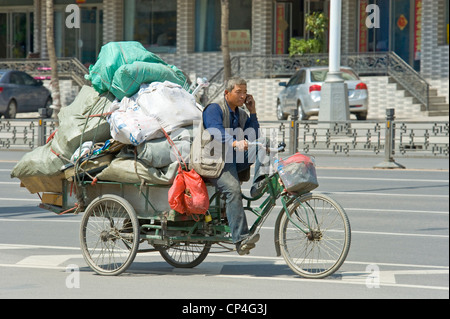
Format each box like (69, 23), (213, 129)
(391, 0), (412, 65)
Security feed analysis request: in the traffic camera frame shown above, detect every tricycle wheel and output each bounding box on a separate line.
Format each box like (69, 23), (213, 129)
(279, 193), (351, 279)
(80, 194), (140, 276)
(159, 242), (211, 268)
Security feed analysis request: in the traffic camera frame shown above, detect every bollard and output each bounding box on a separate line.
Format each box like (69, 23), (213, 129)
(37, 108), (47, 147)
(374, 108), (405, 169)
(289, 109), (299, 154)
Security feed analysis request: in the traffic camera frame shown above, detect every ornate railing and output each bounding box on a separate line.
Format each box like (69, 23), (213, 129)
(0, 57), (89, 87)
(1, 117), (448, 158)
(204, 52), (430, 110)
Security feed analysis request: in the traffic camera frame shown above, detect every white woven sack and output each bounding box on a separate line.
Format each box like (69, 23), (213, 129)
(136, 81), (201, 133)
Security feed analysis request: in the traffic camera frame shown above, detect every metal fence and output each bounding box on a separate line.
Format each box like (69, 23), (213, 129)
(1, 110), (448, 162)
(204, 52), (430, 110)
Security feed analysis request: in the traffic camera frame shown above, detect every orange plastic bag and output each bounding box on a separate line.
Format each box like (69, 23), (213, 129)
(161, 127), (209, 216)
(168, 165), (209, 216)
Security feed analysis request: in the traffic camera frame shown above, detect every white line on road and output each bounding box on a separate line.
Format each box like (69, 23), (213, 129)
(320, 191), (449, 198)
(0, 245), (447, 291)
(318, 176), (449, 183)
(0, 197), (41, 202)
(257, 227), (449, 239)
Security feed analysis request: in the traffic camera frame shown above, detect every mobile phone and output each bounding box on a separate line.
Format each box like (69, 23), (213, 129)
(245, 94), (251, 106)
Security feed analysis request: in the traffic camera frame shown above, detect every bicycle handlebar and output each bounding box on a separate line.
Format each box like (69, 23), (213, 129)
(247, 141), (286, 154)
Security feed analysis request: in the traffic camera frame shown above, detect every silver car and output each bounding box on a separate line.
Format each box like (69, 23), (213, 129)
(0, 69), (53, 119)
(277, 67), (369, 121)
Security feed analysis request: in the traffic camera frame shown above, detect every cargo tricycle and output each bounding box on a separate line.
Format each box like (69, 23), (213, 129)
(43, 143), (351, 279)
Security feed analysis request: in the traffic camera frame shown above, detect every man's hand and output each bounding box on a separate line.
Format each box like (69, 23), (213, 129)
(233, 140), (248, 151)
(245, 94), (256, 114)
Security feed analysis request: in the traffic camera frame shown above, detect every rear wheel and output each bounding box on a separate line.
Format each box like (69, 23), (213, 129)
(159, 242), (211, 268)
(45, 97), (53, 118)
(355, 112), (367, 120)
(80, 194), (140, 276)
(5, 100), (17, 119)
(279, 193), (351, 279)
(297, 100), (309, 121)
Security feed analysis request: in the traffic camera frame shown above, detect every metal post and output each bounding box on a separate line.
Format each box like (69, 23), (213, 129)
(318, 0), (350, 124)
(38, 108), (47, 147)
(289, 109), (299, 154)
(374, 108), (405, 169)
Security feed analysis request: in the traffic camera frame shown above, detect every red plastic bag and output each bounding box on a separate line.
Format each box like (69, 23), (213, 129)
(168, 165), (209, 216)
(162, 126), (209, 216)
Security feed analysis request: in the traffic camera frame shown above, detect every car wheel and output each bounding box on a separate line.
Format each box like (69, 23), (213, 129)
(297, 100), (308, 121)
(5, 100), (17, 119)
(277, 100), (288, 120)
(356, 112), (367, 121)
(45, 97), (53, 118)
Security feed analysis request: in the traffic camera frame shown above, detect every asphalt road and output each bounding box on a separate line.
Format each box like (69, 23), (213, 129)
(0, 150), (448, 301)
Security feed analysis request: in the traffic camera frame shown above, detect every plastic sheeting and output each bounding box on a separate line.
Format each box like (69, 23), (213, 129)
(85, 41), (189, 100)
(11, 86), (114, 193)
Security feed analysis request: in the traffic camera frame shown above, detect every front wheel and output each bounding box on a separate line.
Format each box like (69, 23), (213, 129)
(277, 100), (288, 120)
(80, 194), (140, 276)
(279, 193), (351, 279)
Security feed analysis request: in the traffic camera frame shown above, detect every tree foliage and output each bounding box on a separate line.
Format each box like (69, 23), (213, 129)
(289, 12), (329, 56)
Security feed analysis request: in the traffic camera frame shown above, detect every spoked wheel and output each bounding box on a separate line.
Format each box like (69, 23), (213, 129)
(279, 193), (351, 279)
(80, 194), (140, 276)
(159, 242), (211, 268)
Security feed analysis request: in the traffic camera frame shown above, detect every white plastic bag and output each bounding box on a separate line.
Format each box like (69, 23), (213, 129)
(107, 82), (201, 146)
(107, 96), (163, 145)
(136, 81), (201, 132)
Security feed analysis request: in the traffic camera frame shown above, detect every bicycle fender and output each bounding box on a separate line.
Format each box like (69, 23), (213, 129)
(273, 210), (284, 257)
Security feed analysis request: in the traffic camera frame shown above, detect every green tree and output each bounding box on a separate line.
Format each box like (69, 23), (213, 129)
(288, 12), (328, 56)
(221, 0), (231, 82)
(46, 0), (61, 119)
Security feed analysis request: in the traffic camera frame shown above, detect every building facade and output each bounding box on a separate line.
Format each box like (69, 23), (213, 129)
(1, 0), (448, 115)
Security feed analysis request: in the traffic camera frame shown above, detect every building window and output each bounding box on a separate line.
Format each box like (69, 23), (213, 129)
(195, 0), (252, 52)
(124, 0), (177, 53)
(54, 5), (103, 67)
(0, 10), (33, 59)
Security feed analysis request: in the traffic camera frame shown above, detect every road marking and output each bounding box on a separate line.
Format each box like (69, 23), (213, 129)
(344, 208), (449, 215)
(321, 191), (448, 198)
(0, 218), (80, 223)
(0, 243), (81, 250)
(319, 176), (449, 183)
(0, 197), (41, 202)
(257, 226), (448, 239)
(0, 244), (447, 290)
(16, 254), (82, 268)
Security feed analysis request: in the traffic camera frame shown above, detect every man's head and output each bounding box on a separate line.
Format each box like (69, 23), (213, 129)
(224, 77), (247, 109)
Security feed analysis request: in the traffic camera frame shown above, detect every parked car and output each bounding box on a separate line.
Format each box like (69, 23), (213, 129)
(277, 66), (369, 121)
(0, 70), (53, 119)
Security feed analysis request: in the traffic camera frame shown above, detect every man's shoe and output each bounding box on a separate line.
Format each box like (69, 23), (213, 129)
(250, 176), (268, 198)
(236, 233), (260, 255)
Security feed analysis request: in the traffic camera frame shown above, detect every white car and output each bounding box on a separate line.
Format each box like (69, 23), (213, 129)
(277, 66), (369, 120)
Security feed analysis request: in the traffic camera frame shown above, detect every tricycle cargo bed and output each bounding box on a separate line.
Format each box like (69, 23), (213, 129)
(41, 180), (215, 222)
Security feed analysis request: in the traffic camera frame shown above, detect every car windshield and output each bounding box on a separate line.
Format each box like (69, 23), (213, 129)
(0, 71), (6, 81)
(311, 69), (359, 82)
